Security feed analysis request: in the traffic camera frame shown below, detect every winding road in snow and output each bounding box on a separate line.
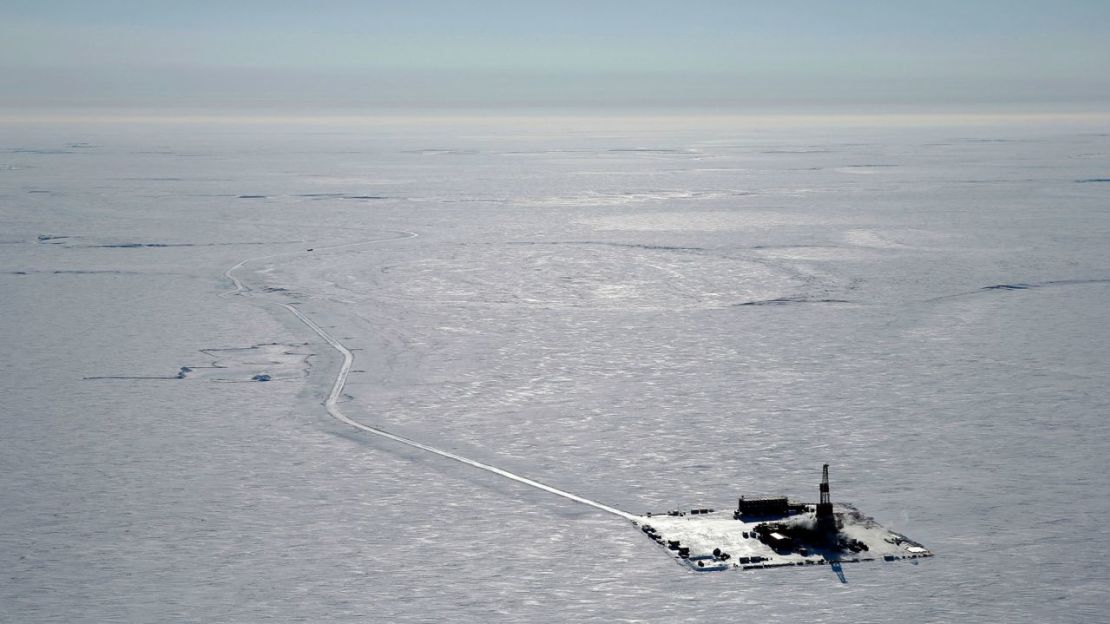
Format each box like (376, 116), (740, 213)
(226, 232), (636, 520)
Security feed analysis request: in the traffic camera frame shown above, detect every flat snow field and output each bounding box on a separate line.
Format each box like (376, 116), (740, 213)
(2, 117), (1109, 622)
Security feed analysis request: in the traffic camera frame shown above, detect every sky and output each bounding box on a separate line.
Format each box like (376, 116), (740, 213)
(2, 0), (1109, 114)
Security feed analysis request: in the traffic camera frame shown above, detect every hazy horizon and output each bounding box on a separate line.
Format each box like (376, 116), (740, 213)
(3, 1), (1109, 115)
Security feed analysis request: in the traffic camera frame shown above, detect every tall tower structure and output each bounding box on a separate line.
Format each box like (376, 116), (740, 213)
(816, 464), (834, 524)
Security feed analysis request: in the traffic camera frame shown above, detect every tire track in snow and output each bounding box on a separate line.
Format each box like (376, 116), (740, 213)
(226, 232), (635, 520)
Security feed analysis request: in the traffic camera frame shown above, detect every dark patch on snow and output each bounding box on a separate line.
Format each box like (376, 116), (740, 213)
(930, 278), (1110, 301)
(54, 269), (135, 274)
(506, 240), (705, 252)
(749, 244), (836, 250)
(500, 149), (594, 155)
(1076, 178), (1110, 183)
(58, 269), (140, 275)
(37, 234), (70, 241)
(296, 193), (388, 200)
(958, 178), (1038, 184)
(6, 269), (150, 276)
(237, 194), (267, 199)
(622, 243), (703, 251)
(402, 149), (479, 155)
(85, 373), (184, 381)
(1046, 278), (1110, 286)
(128, 151), (205, 157)
(982, 283), (1033, 291)
(954, 138), (1019, 144)
(735, 297), (852, 306)
(982, 279), (1110, 292)
(607, 148), (690, 154)
(82, 241), (281, 249)
(84, 343), (307, 382)
(10, 148), (73, 155)
(762, 149), (836, 154)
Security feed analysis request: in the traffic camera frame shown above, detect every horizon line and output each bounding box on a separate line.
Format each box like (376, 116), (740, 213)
(4, 109), (1110, 127)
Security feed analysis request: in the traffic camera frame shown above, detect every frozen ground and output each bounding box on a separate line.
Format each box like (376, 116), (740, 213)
(2, 117), (1109, 621)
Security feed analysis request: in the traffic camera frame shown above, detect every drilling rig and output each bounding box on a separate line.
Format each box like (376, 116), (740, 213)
(816, 464), (835, 531)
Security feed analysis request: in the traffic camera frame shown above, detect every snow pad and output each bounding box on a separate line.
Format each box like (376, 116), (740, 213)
(635, 504), (932, 573)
